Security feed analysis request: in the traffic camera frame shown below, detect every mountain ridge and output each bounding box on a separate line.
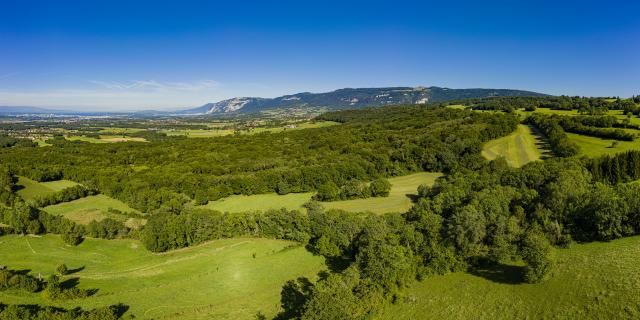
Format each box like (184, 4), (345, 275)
(180, 86), (548, 114)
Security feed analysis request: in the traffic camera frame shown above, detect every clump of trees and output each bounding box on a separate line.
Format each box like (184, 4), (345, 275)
(0, 267), (42, 293)
(314, 178), (392, 201)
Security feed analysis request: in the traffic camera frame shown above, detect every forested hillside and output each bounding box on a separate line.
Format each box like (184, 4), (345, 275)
(0, 106), (517, 213)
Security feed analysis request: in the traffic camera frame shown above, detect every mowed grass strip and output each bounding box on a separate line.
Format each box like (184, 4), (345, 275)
(16, 177), (79, 201)
(481, 124), (546, 168)
(0, 234), (326, 319)
(42, 194), (143, 225)
(322, 172), (442, 214)
(379, 235), (640, 320)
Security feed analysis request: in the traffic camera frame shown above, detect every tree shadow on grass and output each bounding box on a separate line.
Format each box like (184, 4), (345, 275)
(66, 266), (85, 275)
(470, 262), (525, 285)
(405, 193), (420, 202)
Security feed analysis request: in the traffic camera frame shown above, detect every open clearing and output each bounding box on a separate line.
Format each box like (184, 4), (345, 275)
(0, 234), (326, 319)
(322, 172), (442, 214)
(380, 235), (640, 319)
(16, 177), (79, 201)
(481, 124), (548, 167)
(202, 172), (442, 214)
(566, 133), (640, 158)
(42, 194), (143, 225)
(202, 192), (314, 212)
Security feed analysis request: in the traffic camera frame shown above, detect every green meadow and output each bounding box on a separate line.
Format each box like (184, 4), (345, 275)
(481, 124), (548, 167)
(0, 234), (326, 319)
(323, 172), (442, 214)
(201, 192), (315, 212)
(202, 172), (441, 214)
(380, 235), (640, 319)
(16, 177), (79, 201)
(42, 194), (143, 226)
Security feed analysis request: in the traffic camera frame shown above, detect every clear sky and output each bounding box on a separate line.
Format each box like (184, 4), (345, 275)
(1, 0), (638, 111)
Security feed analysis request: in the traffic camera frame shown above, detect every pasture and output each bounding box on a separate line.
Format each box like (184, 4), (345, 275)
(481, 124), (548, 167)
(42, 194), (143, 226)
(202, 192), (314, 212)
(0, 234), (326, 319)
(322, 172), (442, 214)
(16, 177), (79, 201)
(380, 235), (640, 319)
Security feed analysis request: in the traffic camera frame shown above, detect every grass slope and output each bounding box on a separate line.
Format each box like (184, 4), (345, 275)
(0, 235), (325, 319)
(16, 177), (79, 201)
(323, 172), (442, 214)
(379, 236), (640, 319)
(202, 192), (315, 213)
(42, 194), (143, 225)
(481, 124), (547, 168)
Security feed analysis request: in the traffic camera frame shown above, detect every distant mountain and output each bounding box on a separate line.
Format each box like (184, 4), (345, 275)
(180, 86), (548, 114)
(0, 106), (72, 115)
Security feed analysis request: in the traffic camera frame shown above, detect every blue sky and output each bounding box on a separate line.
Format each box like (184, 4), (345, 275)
(1, 0), (638, 111)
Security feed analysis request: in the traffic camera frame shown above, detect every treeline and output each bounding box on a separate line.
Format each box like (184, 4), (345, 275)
(0, 107), (519, 212)
(141, 208), (311, 252)
(588, 150), (640, 184)
(0, 303), (126, 320)
(0, 135), (37, 148)
(32, 185), (98, 207)
(461, 96), (638, 115)
(525, 114), (580, 156)
(313, 178), (391, 201)
(0, 201), (131, 245)
(556, 116), (635, 141)
(0, 167), (18, 206)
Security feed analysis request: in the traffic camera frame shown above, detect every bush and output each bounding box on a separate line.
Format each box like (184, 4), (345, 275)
(520, 231), (554, 283)
(57, 264), (68, 276)
(369, 178), (392, 197)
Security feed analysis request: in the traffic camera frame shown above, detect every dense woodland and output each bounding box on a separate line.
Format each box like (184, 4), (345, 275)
(3, 98), (640, 319)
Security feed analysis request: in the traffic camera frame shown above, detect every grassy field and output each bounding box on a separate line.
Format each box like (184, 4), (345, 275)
(65, 135), (147, 143)
(514, 108), (640, 158)
(42, 194), (143, 226)
(16, 177), (79, 201)
(323, 172), (442, 214)
(202, 192), (314, 212)
(0, 234), (326, 319)
(481, 124), (548, 167)
(380, 235), (640, 319)
(566, 133), (640, 158)
(202, 172), (441, 214)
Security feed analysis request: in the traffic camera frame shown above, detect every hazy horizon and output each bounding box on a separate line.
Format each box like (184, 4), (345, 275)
(1, 0), (638, 111)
